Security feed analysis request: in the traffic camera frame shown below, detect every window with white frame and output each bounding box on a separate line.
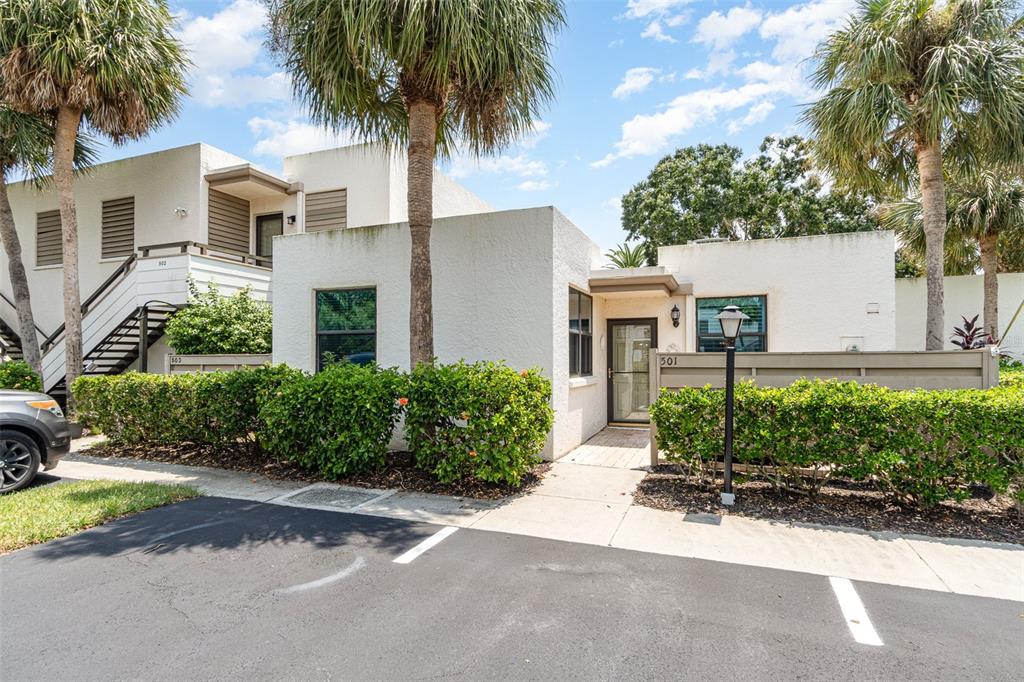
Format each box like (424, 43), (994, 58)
(569, 288), (593, 376)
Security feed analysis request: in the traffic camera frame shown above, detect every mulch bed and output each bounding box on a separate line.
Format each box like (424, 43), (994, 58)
(636, 465), (1023, 545)
(81, 442), (549, 501)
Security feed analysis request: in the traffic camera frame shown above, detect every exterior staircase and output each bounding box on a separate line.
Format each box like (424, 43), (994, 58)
(0, 314), (22, 361)
(1, 241), (272, 399)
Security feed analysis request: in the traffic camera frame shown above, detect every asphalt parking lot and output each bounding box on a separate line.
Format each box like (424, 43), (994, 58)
(1, 496), (1020, 681)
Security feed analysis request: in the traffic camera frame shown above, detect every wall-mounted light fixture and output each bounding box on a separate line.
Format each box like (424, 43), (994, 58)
(670, 304), (681, 328)
(174, 207), (189, 218)
(286, 215), (296, 225)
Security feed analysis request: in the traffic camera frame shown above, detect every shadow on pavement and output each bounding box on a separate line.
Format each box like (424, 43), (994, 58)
(25, 495), (434, 562)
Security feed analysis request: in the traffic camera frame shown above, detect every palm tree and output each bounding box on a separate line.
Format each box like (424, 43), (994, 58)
(805, 0), (1024, 350)
(605, 242), (648, 269)
(882, 166), (1024, 339)
(0, 106), (99, 377)
(268, 0), (565, 368)
(0, 0), (188, 408)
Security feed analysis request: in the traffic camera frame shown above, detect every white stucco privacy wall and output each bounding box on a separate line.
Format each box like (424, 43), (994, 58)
(658, 231), (897, 352)
(895, 272), (1024, 357)
(272, 207), (560, 455)
(1, 144), (209, 333)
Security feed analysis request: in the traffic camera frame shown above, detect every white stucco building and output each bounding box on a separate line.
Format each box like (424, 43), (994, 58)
(4, 140), (1016, 460)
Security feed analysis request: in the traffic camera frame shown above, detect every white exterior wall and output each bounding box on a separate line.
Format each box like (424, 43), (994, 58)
(552, 210), (605, 458)
(2, 144), (207, 333)
(283, 143), (492, 230)
(895, 272), (1024, 356)
(272, 207), (558, 454)
(658, 231), (897, 352)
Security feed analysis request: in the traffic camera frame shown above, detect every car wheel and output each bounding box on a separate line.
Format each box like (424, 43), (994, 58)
(0, 430), (41, 494)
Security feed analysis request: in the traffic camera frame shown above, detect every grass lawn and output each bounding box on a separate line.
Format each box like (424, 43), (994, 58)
(0, 480), (200, 553)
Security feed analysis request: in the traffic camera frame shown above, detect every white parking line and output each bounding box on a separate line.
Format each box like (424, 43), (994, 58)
(393, 526), (459, 564)
(278, 556), (366, 594)
(829, 576), (884, 646)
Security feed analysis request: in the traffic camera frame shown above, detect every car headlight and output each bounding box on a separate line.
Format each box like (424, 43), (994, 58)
(27, 399), (64, 418)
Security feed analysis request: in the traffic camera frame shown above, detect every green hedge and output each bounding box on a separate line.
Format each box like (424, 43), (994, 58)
(650, 379), (1024, 506)
(72, 365), (300, 445)
(0, 360), (41, 392)
(259, 363), (406, 477)
(405, 361), (554, 486)
(70, 361), (555, 487)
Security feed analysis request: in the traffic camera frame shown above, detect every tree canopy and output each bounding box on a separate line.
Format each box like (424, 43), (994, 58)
(621, 136), (879, 260)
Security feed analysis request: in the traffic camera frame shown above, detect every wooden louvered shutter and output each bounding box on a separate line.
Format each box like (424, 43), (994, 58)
(305, 189), (347, 232)
(36, 210), (62, 267)
(101, 196), (135, 259)
(208, 189), (251, 252)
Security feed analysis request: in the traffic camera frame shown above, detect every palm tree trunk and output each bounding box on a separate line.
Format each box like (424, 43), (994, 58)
(53, 106), (83, 410)
(979, 232), (999, 340)
(916, 140), (947, 351)
(407, 99), (436, 368)
(0, 175), (43, 375)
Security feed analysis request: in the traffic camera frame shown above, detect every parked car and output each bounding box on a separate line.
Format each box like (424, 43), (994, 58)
(0, 389), (71, 493)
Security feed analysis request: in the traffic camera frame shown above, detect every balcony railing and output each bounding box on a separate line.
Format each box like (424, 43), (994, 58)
(138, 240), (272, 269)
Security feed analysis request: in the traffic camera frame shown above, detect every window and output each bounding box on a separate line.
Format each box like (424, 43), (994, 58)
(696, 295), (767, 352)
(569, 288), (593, 377)
(36, 210), (62, 267)
(305, 189), (347, 232)
(101, 196), (135, 259)
(315, 288), (376, 370)
(256, 214), (283, 257)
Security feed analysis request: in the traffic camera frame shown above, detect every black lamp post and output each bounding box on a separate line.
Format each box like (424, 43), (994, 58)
(715, 304), (749, 506)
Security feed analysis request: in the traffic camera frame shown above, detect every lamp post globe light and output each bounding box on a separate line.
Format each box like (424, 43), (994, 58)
(715, 305), (749, 506)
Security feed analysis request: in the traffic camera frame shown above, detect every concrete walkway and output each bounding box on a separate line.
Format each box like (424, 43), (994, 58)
(560, 426), (649, 469)
(53, 439), (1023, 603)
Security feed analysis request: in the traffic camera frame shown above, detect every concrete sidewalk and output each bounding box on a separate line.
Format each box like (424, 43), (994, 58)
(55, 440), (1023, 603)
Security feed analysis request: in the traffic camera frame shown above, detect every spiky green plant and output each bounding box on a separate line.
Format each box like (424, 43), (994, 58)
(267, 0), (565, 367)
(0, 0), (189, 406)
(605, 242), (649, 269)
(804, 0), (1024, 350)
(881, 166), (1024, 338)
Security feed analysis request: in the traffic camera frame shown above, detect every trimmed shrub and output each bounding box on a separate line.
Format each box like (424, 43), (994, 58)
(164, 278), (272, 354)
(258, 362), (406, 477)
(0, 360), (41, 392)
(405, 361), (553, 486)
(650, 379), (1024, 506)
(71, 364), (300, 445)
(1001, 360), (1024, 389)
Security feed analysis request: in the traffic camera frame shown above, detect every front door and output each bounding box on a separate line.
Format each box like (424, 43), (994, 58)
(256, 213), (284, 258)
(607, 319), (657, 424)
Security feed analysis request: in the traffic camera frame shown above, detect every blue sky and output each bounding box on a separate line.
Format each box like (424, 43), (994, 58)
(101, 0), (856, 252)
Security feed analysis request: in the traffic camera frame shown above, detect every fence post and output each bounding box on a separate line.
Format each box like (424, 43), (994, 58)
(649, 348), (659, 468)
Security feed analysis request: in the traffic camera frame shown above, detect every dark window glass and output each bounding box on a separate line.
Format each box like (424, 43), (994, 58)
(256, 214), (284, 257)
(315, 288), (376, 370)
(569, 288), (593, 377)
(696, 295), (767, 352)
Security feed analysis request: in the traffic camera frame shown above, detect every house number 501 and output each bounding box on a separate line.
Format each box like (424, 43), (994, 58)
(659, 356), (677, 366)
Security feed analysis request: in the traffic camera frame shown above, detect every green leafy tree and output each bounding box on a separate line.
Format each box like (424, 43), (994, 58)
(882, 166), (1024, 338)
(805, 0), (1024, 349)
(0, 105), (97, 376)
(267, 0), (565, 368)
(621, 136), (878, 263)
(605, 242), (648, 269)
(164, 279), (272, 355)
(0, 0), (189, 407)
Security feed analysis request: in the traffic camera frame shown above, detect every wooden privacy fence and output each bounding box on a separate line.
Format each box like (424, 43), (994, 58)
(647, 348), (1000, 466)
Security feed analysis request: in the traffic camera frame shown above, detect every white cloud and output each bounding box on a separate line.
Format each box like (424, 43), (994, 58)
(736, 61), (789, 83)
(517, 180), (552, 192)
(727, 101), (776, 135)
(608, 38), (625, 48)
(613, 67), (661, 99)
(640, 20), (676, 43)
(518, 120), (552, 149)
(592, 80), (802, 167)
(623, 0), (691, 19)
(248, 117), (354, 157)
(694, 6), (763, 51)
(447, 154), (548, 179)
(760, 0), (856, 63)
(176, 0), (289, 107)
